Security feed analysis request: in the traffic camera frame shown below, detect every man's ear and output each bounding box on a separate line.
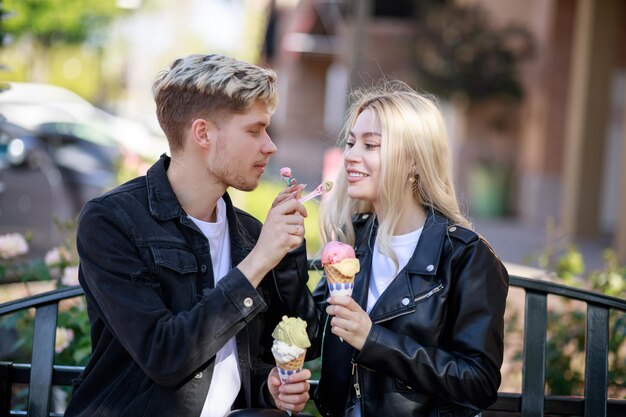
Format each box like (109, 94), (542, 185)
(190, 118), (217, 149)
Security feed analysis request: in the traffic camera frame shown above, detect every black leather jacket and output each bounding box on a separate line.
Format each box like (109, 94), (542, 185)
(313, 210), (508, 417)
(65, 154), (318, 417)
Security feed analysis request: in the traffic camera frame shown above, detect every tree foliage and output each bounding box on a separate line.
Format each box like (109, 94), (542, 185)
(3, 0), (124, 46)
(413, 0), (535, 101)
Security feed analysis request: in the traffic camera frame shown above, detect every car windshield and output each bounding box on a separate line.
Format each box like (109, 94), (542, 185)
(37, 122), (117, 148)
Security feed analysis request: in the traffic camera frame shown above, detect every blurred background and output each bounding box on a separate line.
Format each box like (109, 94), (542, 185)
(0, 0), (624, 269)
(0, 0), (625, 411)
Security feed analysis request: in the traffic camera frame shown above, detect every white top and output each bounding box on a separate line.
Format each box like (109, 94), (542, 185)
(189, 198), (241, 417)
(366, 227), (423, 314)
(353, 226), (423, 417)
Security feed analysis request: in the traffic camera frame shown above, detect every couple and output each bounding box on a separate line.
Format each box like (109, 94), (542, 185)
(65, 54), (508, 417)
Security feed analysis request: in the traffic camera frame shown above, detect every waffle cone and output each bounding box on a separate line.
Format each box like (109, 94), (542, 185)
(325, 264), (355, 284)
(276, 350), (306, 371)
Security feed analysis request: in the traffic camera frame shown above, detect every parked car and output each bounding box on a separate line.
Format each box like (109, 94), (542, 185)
(0, 81), (167, 160)
(0, 83), (156, 256)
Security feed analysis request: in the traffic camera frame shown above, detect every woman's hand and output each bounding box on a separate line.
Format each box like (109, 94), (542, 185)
(267, 367), (311, 413)
(326, 296), (372, 350)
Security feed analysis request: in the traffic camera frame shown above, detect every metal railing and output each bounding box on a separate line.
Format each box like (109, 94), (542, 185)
(1, 267), (626, 417)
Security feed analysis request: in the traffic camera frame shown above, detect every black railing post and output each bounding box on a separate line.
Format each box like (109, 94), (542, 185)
(584, 304), (609, 417)
(521, 291), (547, 417)
(0, 361), (13, 415)
(28, 303), (58, 417)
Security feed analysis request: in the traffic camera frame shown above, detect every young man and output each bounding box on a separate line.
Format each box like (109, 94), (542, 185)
(65, 54), (317, 417)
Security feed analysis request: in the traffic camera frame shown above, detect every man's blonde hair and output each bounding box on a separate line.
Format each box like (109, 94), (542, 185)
(152, 54), (278, 151)
(321, 80), (470, 266)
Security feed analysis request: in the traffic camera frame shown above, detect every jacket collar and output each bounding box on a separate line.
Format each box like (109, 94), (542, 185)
(404, 208), (447, 276)
(353, 209), (448, 274)
(146, 154), (183, 221)
(353, 209), (449, 322)
(146, 154), (255, 264)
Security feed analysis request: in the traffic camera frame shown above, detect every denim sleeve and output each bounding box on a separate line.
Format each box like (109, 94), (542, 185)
(77, 200), (267, 387)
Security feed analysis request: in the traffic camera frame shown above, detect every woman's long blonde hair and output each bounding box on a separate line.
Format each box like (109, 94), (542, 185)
(321, 80), (470, 264)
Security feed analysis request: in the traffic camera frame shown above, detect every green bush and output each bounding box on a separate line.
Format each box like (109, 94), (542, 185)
(526, 225), (626, 397)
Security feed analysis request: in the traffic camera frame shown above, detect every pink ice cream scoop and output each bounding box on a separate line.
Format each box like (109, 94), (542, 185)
(322, 241), (359, 306)
(279, 167), (296, 186)
(321, 241), (356, 266)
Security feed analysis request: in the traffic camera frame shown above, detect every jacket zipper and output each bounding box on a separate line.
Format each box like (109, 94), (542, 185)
(351, 361), (362, 399)
(373, 283), (444, 324)
(373, 309), (413, 324)
(414, 283), (444, 302)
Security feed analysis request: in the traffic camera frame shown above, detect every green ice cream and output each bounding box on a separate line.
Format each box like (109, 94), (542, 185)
(272, 316), (311, 349)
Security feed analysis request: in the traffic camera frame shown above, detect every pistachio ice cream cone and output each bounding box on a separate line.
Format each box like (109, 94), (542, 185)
(271, 316), (311, 384)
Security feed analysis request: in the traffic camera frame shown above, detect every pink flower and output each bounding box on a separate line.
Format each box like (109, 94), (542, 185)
(61, 266), (80, 286)
(45, 247), (62, 266)
(0, 233), (28, 259)
(45, 246), (71, 267)
(55, 327), (75, 353)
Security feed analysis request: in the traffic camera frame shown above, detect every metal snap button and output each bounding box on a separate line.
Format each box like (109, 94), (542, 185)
(362, 214), (369, 219)
(448, 226), (457, 232)
(200, 264), (207, 273)
(426, 264), (434, 272)
(243, 297), (253, 308)
(194, 372), (203, 379)
(401, 297), (410, 306)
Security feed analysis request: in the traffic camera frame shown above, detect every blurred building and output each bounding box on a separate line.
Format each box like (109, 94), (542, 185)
(263, 0), (626, 262)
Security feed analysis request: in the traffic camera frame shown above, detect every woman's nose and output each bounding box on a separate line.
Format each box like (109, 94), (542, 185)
(344, 146), (360, 162)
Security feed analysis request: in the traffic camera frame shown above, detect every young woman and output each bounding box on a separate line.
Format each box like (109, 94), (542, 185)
(313, 81), (509, 417)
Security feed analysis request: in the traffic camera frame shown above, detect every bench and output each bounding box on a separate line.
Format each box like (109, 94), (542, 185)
(1, 263), (626, 417)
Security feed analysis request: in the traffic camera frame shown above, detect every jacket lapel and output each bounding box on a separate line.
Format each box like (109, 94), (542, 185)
(352, 214), (377, 311)
(367, 209), (448, 323)
(223, 192), (255, 266)
(352, 245), (371, 312)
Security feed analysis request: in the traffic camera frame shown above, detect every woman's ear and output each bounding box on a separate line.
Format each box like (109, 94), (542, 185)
(190, 118), (216, 149)
(408, 165), (419, 183)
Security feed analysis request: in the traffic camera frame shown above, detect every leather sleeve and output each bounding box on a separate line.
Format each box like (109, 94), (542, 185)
(308, 273), (331, 360)
(355, 237), (509, 409)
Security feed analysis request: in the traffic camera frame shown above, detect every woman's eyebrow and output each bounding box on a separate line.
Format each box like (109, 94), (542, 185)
(348, 130), (382, 138)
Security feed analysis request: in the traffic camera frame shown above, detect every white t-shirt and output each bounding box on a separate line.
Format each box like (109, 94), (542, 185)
(351, 227), (423, 417)
(366, 227), (423, 313)
(189, 198), (240, 417)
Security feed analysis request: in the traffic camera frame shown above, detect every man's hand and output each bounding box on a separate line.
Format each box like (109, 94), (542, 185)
(267, 367), (311, 414)
(237, 184), (308, 287)
(326, 296), (372, 351)
(272, 183), (305, 207)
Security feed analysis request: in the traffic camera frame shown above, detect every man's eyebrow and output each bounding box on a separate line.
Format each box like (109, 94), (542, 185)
(247, 120), (269, 128)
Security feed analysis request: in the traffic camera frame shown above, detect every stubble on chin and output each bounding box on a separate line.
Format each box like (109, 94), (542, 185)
(232, 175), (258, 192)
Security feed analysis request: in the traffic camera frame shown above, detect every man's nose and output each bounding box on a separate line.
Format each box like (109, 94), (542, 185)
(262, 133), (277, 155)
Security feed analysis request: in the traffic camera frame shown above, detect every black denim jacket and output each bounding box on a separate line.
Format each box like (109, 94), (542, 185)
(65, 154), (318, 417)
